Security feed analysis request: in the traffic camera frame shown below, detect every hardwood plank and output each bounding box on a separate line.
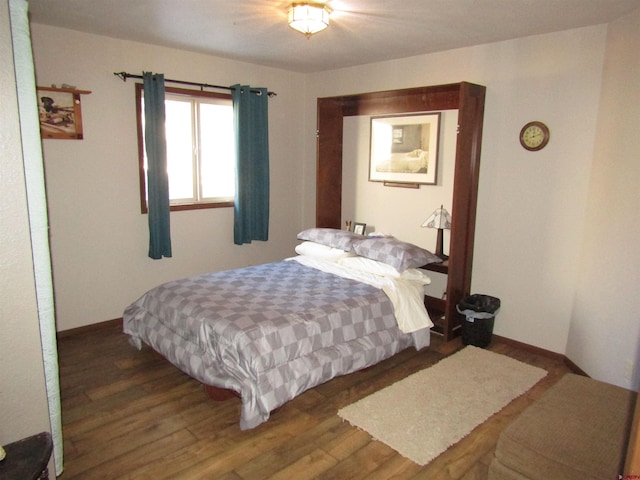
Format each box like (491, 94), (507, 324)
(319, 441), (397, 479)
(322, 427), (372, 462)
(365, 455), (423, 480)
(234, 416), (348, 480)
(63, 380), (201, 440)
(66, 429), (197, 480)
(166, 412), (320, 479)
(57, 325), (571, 480)
(62, 401), (215, 477)
(265, 449), (338, 480)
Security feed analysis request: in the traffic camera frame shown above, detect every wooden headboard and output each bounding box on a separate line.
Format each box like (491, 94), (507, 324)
(316, 82), (486, 340)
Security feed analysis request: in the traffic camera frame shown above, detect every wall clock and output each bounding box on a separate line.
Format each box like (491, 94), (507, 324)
(519, 121), (550, 151)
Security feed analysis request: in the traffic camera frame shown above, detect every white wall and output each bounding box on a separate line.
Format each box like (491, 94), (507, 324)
(306, 25), (608, 356)
(566, 8), (640, 390)
(26, 9), (640, 389)
(29, 24), (308, 331)
(0, 0), (50, 444)
(301, 13), (640, 389)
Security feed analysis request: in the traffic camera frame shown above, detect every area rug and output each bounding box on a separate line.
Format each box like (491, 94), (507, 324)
(337, 346), (547, 466)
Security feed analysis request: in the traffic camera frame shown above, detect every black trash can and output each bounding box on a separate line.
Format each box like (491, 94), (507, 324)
(456, 294), (501, 348)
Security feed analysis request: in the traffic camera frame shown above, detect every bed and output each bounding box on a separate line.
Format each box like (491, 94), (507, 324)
(123, 228), (442, 429)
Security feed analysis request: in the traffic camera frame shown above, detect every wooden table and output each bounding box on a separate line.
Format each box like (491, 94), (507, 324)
(421, 260), (449, 335)
(0, 432), (52, 479)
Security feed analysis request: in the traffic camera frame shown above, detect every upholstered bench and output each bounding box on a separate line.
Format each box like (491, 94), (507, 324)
(489, 373), (635, 480)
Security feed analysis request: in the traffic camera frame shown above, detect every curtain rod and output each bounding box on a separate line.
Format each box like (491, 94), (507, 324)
(113, 71), (276, 97)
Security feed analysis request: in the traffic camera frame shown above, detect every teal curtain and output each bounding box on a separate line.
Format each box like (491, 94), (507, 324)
(231, 84), (270, 245)
(143, 72), (172, 258)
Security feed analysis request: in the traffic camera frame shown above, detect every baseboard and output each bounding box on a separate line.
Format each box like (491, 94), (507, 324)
(492, 334), (588, 377)
(56, 318), (123, 339)
(492, 334), (564, 361)
(562, 355), (589, 377)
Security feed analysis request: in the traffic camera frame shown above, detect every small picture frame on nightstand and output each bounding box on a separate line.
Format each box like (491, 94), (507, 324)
(353, 222), (366, 235)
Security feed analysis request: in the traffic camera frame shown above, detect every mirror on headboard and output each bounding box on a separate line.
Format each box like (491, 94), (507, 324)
(341, 110), (457, 247)
(316, 82), (486, 341)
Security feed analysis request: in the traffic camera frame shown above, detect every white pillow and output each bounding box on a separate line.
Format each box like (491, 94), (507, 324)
(338, 256), (432, 285)
(295, 241), (353, 262)
(337, 256), (402, 278)
(400, 268), (432, 285)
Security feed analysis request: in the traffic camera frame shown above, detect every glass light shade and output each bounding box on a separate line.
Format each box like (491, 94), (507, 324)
(288, 3), (330, 38)
(421, 205), (452, 230)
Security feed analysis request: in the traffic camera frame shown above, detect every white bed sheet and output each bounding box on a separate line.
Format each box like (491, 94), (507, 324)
(288, 256), (434, 334)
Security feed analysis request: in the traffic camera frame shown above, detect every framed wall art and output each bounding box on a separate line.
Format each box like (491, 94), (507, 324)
(36, 86), (91, 139)
(369, 112), (441, 186)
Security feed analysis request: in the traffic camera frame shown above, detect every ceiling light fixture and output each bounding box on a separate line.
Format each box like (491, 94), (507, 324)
(288, 3), (331, 39)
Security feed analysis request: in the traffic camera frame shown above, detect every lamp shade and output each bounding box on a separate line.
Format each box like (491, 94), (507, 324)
(421, 205), (452, 230)
(288, 3), (330, 38)
(422, 205), (451, 260)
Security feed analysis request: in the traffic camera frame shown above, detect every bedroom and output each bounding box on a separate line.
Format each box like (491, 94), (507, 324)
(2, 0), (639, 477)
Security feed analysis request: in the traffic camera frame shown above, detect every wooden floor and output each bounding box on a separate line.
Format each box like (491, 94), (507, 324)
(57, 321), (571, 479)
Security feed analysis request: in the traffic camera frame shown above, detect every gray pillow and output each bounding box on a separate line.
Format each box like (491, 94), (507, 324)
(351, 236), (442, 271)
(297, 228), (366, 251)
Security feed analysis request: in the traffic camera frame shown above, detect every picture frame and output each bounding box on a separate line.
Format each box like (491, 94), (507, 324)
(369, 112), (441, 186)
(353, 222), (366, 235)
(36, 86), (90, 139)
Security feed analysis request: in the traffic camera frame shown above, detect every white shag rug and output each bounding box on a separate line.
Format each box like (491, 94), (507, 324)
(337, 346), (547, 466)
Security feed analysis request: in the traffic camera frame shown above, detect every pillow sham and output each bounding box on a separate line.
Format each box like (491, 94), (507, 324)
(296, 228), (365, 251)
(295, 241), (353, 262)
(350, 236), (441, 272)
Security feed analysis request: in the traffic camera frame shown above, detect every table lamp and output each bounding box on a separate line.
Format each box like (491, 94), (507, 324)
(421, 205), (451, 260)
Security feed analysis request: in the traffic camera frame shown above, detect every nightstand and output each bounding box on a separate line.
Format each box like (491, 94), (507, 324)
(421, 259), (448, 275)
(421, 260), (448, 335)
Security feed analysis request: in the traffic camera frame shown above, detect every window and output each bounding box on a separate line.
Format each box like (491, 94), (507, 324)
(136, 84), (235, 212)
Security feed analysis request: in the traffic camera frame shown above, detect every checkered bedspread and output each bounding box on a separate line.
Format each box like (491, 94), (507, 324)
(123, 260), (429, 429)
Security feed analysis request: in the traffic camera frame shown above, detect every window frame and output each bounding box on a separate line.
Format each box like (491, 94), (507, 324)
(135, 83), (235, 214)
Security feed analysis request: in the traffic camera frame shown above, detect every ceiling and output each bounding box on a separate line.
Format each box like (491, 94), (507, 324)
(27, 0), (640, 73)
